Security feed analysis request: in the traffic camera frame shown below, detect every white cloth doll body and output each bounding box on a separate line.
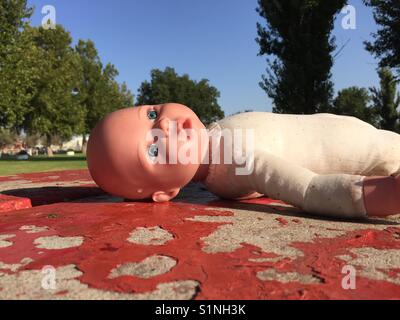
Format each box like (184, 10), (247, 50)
(204, 112), (400, 219)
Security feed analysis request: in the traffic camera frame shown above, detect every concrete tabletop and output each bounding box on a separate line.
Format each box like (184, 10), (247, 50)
(0, 170), (399, 299)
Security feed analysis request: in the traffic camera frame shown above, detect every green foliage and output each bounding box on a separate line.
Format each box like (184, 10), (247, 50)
(0, 0), (39, 130)
(23, 133), (41, 148)
(256, 0), (347, 114)
(0, 129), (15, 148)
(0, 0), (32, 46)
(75, 40), (134, 135)
(23, 25), (85, 146)
(370, 68), (400, 132)
(364, 0), (400, 76)
(0, 2), (133, 148)
(331, 87), (378, 126)
(136, 67), (224, 125)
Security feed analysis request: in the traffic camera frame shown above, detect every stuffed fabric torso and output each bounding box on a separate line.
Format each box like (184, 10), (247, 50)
(203, 112), (400, 219)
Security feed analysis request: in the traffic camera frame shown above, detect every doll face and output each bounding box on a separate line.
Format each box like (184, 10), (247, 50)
(87, 103), (208, 202)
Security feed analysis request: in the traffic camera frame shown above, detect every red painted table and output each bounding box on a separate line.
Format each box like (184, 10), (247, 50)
(0, 170), (399, 299)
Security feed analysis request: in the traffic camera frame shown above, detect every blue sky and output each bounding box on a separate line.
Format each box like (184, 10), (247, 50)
(28, 0), (380, 115)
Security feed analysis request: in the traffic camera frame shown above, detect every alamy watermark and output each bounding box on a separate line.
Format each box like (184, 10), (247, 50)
(144, 121), (255, 176)
(39, 4), (356, 31)
(41, 5), (56, 30)
(341, 265), (356, 290)
(341, 5), (357, 30)
(41, 265), (57, 290)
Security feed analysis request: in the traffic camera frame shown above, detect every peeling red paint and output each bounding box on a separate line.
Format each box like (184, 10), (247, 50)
(1, 171), (400, 299)
(288, 228), (400, 299)
(0, 194), (31, 213)
(0, 199), (399, 299)
(0, 170), (105, 210)
(276, 217), (289, 226)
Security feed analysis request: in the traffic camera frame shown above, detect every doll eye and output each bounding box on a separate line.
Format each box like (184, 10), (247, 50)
(147, 110), (158, 120)
(148, 144), (159, 158)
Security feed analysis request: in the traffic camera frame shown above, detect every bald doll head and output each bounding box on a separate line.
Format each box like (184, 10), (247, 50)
(87, 103), (208, 202)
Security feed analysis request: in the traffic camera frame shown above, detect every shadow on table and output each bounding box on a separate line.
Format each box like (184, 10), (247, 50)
(146, 183), (399, 226)
(2, 182), (398, 226)
(1, 186), (106, 206)
(200, 198), (399, 226)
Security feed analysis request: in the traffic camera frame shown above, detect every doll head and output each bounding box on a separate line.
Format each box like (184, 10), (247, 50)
(87, 103), (208, 202)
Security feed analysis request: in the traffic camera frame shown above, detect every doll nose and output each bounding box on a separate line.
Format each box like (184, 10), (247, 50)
(158, 118), (170, 136)
(158, 118), (192, 137)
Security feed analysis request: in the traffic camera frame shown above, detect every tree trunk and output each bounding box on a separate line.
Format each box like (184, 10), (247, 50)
(46, 135), (54, 157)
(46, 147), (54, 157)
(82, 134), (88, 155)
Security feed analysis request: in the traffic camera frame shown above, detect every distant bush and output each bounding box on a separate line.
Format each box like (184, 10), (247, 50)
(0, 129), (15, 149)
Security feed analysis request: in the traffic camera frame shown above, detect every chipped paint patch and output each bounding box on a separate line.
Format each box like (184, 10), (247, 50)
(0, 174), (399, 299)
(19, 225), (50, 234)
(338, 248), (400, 285)
(127, 226), (174, 245)
(269, 202), (295, 208)
(34, 236), (83, 250)
(47, 176), (61, 180)
(249, 257), (283, 263)
(0, 170), (105, 211)
(109, 255), (177, 279)
(0, 264), (199, 300)
(0, 258), (34, 272)
(257, 268), (321, 284)
(0, 180), (94, 193)
(187, 209), (390, 259)
(0, 180), (32, 192)
(0, 234), (15, 248)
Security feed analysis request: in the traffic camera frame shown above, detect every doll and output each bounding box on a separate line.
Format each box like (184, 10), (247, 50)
(86, 103), (400, 219)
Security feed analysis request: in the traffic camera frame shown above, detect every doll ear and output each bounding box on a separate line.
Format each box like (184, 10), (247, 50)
(152, 188), (180, 203)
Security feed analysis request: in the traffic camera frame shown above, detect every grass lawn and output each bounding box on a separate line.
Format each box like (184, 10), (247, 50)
(0, 154), (88, 176)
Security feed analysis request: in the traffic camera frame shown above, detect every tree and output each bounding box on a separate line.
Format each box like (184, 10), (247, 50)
(364, 0), (400, 77)
(370, 68), (400, 132)
(118, 82), (135, 108)
(0, 0), (40, 130)
(91, 62), (134, 125)
(24, 26), (86, 156)
(23, 133), (41, 149)
(331, 87), (378, 126)
(75, 39), (134, 153)
(136, 67), (224, 125)
(0, 0), (32, 56)
(0, 2), (133, 155)
(256, 0), (347, 114)
(0, 129), (15, 149)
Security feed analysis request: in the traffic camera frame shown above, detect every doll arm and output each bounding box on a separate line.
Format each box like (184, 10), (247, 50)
(246, 149), (367, 218)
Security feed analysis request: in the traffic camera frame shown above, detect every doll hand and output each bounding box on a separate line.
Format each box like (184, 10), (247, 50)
(363, 175), (400, 217)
